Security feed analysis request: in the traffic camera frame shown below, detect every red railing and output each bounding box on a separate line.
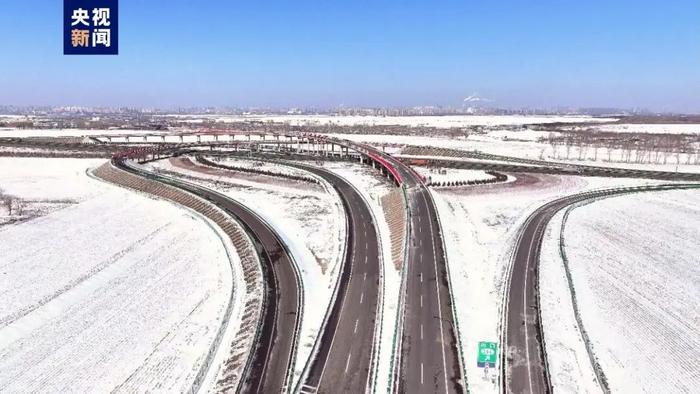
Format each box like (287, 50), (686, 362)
(367, 151), (403, 185)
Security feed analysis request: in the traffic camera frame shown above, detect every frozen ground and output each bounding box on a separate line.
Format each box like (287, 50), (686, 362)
(430, 174), (664, 394)
(539, 210), (602, 393)
(542, 189), (700, 393)
(317, 160), (398, 393)
(0, 158), (105, 226)
(588, 123), (700, 135)
(210, 157), (313, 179)
(0, 128), (166, 138)
(329, 133), (700, 174)
(147, 157), (345, 387)
(165, 114), (613, 128)
(0, 158), (104, 200)
(413, 166), (494, 185)
(0, 158), (235, 393)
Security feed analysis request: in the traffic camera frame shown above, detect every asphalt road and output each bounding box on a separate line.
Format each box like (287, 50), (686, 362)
(289, 163), (382, 394)
(503, 183), (700, 394)
(384, 155), (464, 394)
(120, 158), (301, 394)
(406, 157), (700, 182)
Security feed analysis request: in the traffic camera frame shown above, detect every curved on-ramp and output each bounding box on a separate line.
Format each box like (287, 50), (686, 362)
(191, 155), (385, 394)
(287, 162), (383, 394)
(502, 183), (700, 394)
(114, 158), (302, 394)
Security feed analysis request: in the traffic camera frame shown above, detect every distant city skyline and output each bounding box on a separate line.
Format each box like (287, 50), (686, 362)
(1, 1), (698, 113)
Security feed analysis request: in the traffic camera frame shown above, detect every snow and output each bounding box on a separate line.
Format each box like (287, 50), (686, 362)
(164, 114), (613, 128)
(0, 158), (105, 200)
(589, 123), (700, 135)
(413, 166), (495, 185)
(430, 174), (666, 394)
(539, 210), (602, 393)
(547, 189), (700, 393)
(0, 158), (236, 393)
(146, 156), (346, 388)
(211, 157), (313, 179)
(0, 128), (165, 138)
(329, 133), (700, 174)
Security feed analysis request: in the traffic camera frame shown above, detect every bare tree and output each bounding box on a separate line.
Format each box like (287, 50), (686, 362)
(2, 195), (14, 216)
(14, 199), (25, 216)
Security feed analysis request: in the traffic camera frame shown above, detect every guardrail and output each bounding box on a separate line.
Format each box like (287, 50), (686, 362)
(550, 183), (700, 393)
(426, 187), (470, 393)
(558, 203), (610, 393)
(367, 151), (403, 185)
(91, 160), (264, 394)
(389, 184), (411, 393)
(500, 182), (700, 393)
(127, 158), (304, 393)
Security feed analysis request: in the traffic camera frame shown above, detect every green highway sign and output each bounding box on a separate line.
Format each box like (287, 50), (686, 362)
(477, 341), (498, 367)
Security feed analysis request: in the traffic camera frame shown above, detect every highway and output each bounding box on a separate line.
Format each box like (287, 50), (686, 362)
(384, 154), (464, 394)
(403, 156), (700, 182)
(288, 163), (382, 394)
(115, 158), (302, 394)
(503, 183), (700, 394)
(189, 155), (383, 393)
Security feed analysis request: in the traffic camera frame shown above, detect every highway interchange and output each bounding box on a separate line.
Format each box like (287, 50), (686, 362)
(51, 132), (699, 393)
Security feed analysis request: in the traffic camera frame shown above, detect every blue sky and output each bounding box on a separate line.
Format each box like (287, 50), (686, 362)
(0, 1), (698, 112)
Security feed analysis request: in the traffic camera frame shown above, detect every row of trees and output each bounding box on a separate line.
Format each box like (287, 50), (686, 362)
(427, 171), (508, 187)
(544, 131), (700, 165)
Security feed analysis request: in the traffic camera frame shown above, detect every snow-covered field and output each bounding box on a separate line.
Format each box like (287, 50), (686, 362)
(0, 158), (235, 393)
(588, 123), (700, 135)
(164, 114), (613, 128)
(541, 189), (700, 393)
(329, 133), (700, 174)
(210, 157), (312, 179)
(539, 210), (602, 393)
(430, 174), (665, 394)
(413, 166), (495, 185)
(147, 157), (346, 387)
(0, 128), (166, 138)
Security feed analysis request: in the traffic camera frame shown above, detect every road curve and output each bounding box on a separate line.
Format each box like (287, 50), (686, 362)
(287, 162), (382, 394)
(115, 158), (302, 394)
(503, 183), (700, 394)
(404, 157), (700, 182)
